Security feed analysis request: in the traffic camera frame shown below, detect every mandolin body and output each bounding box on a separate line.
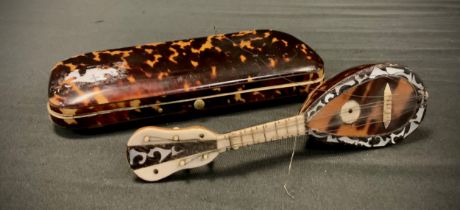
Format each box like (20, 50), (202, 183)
(302, 63), (428, 147)
(126, 63), (429, 181)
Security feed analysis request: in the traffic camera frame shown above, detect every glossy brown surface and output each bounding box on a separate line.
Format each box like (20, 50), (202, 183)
(300, 64), (374, 113)
(307, 77), (418, 137)
(48, 30), (324, 128)
(302, 63), (427, 147)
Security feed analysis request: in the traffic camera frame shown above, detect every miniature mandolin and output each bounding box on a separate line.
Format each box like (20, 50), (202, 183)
(126, 63), (428, 181)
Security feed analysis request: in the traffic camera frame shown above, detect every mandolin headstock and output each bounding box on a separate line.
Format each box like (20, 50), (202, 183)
(126, 126), (224, 181)
(301, 63), (428, 147)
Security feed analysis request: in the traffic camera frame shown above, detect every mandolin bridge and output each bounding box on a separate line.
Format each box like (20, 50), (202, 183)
(383, 83), (392, 129)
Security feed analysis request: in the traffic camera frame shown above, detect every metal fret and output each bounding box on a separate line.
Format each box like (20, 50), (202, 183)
(250, 127), (255, 144)
(229, 116), (304, 149)
(295, 115), (300, 136)
(262, 124), (267, 142)
(285, 118), (289, 138)
(274, 121), (279, 140)
(229, 134), (239, 149)
(239, 130), (244, 147)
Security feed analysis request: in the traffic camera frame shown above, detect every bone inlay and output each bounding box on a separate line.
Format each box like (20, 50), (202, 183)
(383, 83), (392, 128)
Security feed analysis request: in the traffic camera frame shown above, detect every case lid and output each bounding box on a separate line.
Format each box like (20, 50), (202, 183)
(48, 30), (323, 119)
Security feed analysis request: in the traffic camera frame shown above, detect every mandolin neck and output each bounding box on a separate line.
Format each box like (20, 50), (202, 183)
(218, 115), (307, 150)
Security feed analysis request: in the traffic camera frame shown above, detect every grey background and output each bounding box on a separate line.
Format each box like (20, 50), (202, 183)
(1, 0), (460, 209)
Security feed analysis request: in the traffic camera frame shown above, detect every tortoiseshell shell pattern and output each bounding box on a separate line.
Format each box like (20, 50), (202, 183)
(302, 63), (428, 147)
(48, 30), (324, 128)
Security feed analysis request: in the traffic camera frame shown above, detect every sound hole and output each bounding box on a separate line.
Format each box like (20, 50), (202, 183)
(340, 100), (361, 124)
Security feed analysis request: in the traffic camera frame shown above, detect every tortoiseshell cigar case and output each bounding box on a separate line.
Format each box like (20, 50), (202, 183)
(47, 30), (324, 129)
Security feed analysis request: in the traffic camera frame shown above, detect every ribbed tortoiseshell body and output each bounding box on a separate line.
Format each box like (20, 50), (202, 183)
(48, 30), (324, 128)
(302, 64), (428, 147)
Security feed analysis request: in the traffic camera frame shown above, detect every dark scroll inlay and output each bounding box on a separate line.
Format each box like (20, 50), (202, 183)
(127, 141), (217, 169)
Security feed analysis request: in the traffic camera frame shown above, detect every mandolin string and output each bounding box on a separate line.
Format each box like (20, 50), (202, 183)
(311, 90), (423, 100)
(323, 107), (418, 134)
(243, 60), (421, 197)
(132, 84), (422, 193)
(217, 33), (302, 197)
(296, 90), (423, 116)
(222, 105), (421, 199)
(229, 96), (422, 138)
(284, 135), (297, 199)
(132, 92), (421, 197)
(223, 105), (420, 149)
(283, 103), (419, 198)
(141, 97), (421, 143)
(219, 34), (421, 198)
(315, 100), (419, 129)
(141, 96), (421, 143)
(237, 102), (419, 144)
(300, 96), (421, 121)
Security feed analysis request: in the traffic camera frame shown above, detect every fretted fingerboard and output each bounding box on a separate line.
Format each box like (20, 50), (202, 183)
(220, 115), (306, 149)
